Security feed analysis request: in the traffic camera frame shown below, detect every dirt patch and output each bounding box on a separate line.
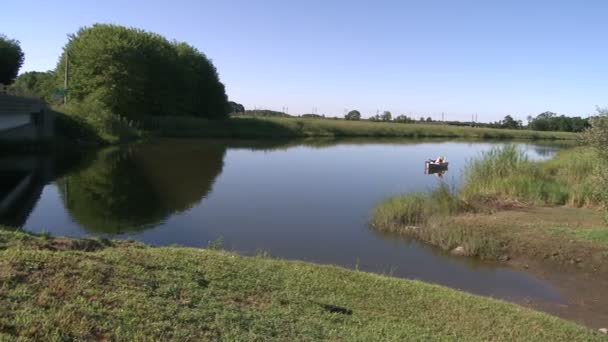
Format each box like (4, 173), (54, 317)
(448, 207), (608, 271)
(506, 257), (608, 329)
(225, 294), (270, 310)
(34, 238), (111, 252)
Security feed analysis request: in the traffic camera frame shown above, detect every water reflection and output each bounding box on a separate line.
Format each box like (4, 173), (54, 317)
(6, 138), (570, 306)
(58, 141), (226, 233)
(0, 153), (67, 227)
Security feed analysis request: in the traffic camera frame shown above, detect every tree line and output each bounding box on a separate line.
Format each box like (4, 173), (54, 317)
(342, 109), (591, 133)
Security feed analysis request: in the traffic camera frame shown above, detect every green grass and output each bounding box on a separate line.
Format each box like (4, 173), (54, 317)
(0, 230), (601, 341)
(548, 226), (608, 245)
(139, 116), (579, 140)
(371, 185), (462, 230)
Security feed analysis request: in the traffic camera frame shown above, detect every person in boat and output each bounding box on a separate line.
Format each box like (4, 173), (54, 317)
(434, 156), (444, 164)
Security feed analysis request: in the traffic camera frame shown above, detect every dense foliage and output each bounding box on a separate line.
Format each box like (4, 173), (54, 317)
(0, 34), (24, 85)
(491, 115), (523, 129)
(235, 109), (291, 118)
(301, 113), (324, 118)
(56, 24), (229, 120)
(394, 115), (416, 123)
(527, 112), (590, 132)
(12, 71), (55, 100)
(584, 109), (608, 158)
(583, 109), (608, 216)
(228, 101), (245, 113)
(344, 110), (361, 120)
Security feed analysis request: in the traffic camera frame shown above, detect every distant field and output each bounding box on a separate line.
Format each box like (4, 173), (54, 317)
(141, 116), (579, 140)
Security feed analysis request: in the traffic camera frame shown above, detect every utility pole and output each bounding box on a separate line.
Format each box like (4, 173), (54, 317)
(442, 112), (445, 122)
(64, 52), (69, 104)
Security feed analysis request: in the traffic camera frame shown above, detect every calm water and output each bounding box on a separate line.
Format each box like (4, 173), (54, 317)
(2, 139), (566, 303)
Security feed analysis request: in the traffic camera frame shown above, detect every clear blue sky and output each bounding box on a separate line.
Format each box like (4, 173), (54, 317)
(4, 0), (607, 121)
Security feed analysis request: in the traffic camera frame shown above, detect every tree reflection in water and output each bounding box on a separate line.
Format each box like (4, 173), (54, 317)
(58, 140), (226, 234)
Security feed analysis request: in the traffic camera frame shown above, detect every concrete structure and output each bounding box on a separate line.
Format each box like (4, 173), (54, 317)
(0, 154), (55, 227)
(0, 93), (54, 142)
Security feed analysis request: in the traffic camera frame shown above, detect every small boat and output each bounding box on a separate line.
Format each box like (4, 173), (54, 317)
(425, 159), (449, 170)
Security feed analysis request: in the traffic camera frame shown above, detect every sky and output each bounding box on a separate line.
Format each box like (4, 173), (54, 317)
(3, 0), (607, 121)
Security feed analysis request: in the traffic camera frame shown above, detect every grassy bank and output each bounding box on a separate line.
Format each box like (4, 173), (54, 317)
(48, 109), (578, 146)
(140, 116), (578, 140)
(0, 230), (602, 341)
(371, 146), (608, 266)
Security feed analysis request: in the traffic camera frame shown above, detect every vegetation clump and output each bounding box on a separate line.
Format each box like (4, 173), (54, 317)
(371, 141), (608, 262)
(0, 34), (24, 85)
(54, 24), (229, 121)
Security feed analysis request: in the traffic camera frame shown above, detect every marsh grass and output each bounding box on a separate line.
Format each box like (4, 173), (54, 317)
(371, 146), (607, 259)
(462, 146), (602, 207)
(370, 184), (461, 230)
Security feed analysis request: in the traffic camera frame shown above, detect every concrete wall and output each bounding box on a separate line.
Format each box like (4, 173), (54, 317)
(0, 94), (53, 142)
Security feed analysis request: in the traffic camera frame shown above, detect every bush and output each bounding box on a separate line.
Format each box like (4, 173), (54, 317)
(12, 71), (56, 100)
(55, 24), (229, 121)
(0, 34), (24, 85)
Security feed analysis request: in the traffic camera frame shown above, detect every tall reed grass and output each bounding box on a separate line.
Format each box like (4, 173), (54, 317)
(461, 145), (601, 207)
(370, 184), (461, 230)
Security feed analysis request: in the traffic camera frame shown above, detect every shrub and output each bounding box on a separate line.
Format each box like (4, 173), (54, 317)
(55, 24), (229, 121)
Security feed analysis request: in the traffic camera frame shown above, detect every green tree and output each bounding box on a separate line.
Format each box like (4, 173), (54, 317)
(12, 71), (55, 99)
(228, 101), (245, 113)
(584, 109), (608, 158)
(0, 34), (24, 85)
(499, 115), (522, 129)
(56, 24), (229, 120)
(381, 111), (392, 121)
(528, 111), (589, 132)
(394, 115), (413, 123)
(345, 110), (361, 120)
(583, 109), (608, 219)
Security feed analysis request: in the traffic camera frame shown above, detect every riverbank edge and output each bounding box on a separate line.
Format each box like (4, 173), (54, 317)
(140, 116), (579, 140)
(23, 109), (579, 149)
(2, 112), (579, 151)
(0, 229), (602, 341)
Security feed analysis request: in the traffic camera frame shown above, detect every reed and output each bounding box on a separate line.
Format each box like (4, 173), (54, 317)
(461, 146), (601, 207)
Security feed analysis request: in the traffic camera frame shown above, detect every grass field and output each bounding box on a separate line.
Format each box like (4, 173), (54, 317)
(140, 116), (579, 140)
(0, 230), (602, 341)
(48, 108), (579, 145)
